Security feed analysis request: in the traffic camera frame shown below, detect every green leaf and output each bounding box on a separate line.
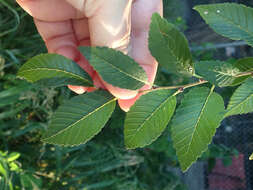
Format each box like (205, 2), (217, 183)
(194, 3), (253, 47)
(9, 162), (19, 171)
(225, 78), (253, 117)
(7, 152), (20, 162)
(149, 13), (193, 75)
(171, 87), (225, 172)
(231, 57), (253, 86)
(124, 89), (177, 149)
(18, 54), (93, 87)
(0, 163), (7, 179)
(195, 60), (241, 87)
(79, 46), (148, 90)
(42, 90), (116, 146)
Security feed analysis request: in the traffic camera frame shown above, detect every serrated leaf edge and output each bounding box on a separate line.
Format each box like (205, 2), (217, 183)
(18, 68), (93, 86)
(183, 87), (214, 172)
(125, 93), (176, 150)
(194, 3), (253, 44)
(80, 46), (150, 87)
(225, 90), (253, 117)
(42, 97), (117, 145)
(96, 54), (149, 85)
(150, 14), (192, 70)
(172, 86), (223, 172)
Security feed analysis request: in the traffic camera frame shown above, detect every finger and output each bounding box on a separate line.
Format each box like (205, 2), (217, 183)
(130, 0), (163, 87)
(16, 0), (84, 21)
(92, 74), (106, 90)
(34, 19), (92, 94)
(118, 0), (163, 112)
(72, 18), (90, 46)
(34, 19), (78, 58)
(84, 0), (138, 99)
(72, 18), (95, 76)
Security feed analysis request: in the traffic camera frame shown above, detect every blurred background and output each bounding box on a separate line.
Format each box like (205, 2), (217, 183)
(1, 0), (253, 189)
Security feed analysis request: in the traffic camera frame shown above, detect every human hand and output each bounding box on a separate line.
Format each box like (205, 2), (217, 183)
(16, 0), (163, 112)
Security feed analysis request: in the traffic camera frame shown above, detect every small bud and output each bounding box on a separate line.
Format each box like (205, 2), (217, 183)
(179, 87), (184, 92)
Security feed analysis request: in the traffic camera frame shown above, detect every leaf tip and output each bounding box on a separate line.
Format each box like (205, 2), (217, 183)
(181, 166), (190, 173)
(193, 5), (201, 11)
(125, 146), (136, 150)
(125, 137), (163, 150)
(41, 136), (87, 147)
(125, 141), (148, 150)
(16, 74), (24, 80)
(16, 74), (32, 83)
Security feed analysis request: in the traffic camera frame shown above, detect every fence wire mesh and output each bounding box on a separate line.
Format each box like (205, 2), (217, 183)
(170, 1), (253, 189)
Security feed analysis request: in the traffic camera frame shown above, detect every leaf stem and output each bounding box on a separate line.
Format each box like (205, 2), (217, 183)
(142, 80), (208, 94)
(140, 71), (252, 95)
(235, 71), (253, 78)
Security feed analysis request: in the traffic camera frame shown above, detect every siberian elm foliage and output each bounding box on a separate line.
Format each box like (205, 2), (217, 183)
(18, 3), (253, 171)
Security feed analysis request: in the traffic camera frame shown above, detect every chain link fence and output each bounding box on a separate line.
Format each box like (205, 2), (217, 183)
(166, 0), (253, 189)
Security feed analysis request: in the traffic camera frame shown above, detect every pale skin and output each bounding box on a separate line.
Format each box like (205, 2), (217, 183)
(16, 0), (163, 112)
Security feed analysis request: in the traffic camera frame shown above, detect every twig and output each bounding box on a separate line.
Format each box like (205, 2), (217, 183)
(142, 80), (208, 94)
(141, 71), (252, 95)
(235, 71), (253, 78)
